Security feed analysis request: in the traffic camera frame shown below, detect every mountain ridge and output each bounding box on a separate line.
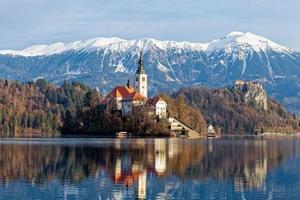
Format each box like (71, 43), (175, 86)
(0, 31), (299, 114)
(0, 32), (292, 57)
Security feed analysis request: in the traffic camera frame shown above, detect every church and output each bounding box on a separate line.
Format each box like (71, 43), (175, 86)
(100, 52), (167, 119)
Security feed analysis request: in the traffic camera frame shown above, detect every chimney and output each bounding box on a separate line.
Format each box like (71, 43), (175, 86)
(127, 79), (130, 88)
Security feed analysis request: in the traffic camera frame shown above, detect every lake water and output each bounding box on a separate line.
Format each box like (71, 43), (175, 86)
(0, 137), (299, 200)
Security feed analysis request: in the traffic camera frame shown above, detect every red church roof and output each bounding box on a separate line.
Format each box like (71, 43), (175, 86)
(123, 92), (146, 101)
(106, 86), (135, 99)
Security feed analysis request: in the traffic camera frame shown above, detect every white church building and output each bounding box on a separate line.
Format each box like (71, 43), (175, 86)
(100, 51), (167, 119)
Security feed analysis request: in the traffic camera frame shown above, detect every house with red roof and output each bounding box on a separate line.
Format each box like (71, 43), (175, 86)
(100, 82), (136, 111)
(147, 96), (167, 118)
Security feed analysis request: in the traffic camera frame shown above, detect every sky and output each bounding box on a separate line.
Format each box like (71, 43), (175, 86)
(0, 0), (300, 51)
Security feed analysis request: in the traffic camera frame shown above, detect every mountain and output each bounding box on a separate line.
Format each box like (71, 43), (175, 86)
(0, 32), (300, 113)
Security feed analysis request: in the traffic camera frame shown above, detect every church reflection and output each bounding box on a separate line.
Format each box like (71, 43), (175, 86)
(0, 138), (297, 199)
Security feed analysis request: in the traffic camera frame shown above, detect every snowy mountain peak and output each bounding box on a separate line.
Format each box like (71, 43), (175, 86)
(0, 37), (125, 57)
(225, 31), (245, 37)
(0, 32), (292, 57)
(209, 31), (290, 53)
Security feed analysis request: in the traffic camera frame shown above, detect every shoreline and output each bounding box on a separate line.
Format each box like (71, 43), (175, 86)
(0, 133), (300, 140)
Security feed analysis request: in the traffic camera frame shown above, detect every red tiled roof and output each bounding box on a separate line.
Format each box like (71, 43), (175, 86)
(106, 86), (135, 99)
(123, 92), (146, 101)
(147, 96), (164, 106)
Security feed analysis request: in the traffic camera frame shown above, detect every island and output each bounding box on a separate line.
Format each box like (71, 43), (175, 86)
(0, 52), (298, 138)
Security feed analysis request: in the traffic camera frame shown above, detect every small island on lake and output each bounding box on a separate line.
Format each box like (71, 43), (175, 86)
(0, 51), (299, 138)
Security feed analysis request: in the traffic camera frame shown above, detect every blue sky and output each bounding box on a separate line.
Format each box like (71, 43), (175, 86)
(0, 0), (300, 50)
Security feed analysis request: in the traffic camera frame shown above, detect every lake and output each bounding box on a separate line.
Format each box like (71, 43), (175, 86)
(0, 137), (299, 199)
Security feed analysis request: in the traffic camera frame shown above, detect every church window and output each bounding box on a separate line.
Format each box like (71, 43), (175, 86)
(142, 77), (145, 82)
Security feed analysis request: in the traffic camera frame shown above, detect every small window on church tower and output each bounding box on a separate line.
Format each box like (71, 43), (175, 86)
(142, 77), (145, 82)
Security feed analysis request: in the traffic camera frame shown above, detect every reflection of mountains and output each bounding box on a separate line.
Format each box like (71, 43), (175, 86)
(0, 139), (297, 191)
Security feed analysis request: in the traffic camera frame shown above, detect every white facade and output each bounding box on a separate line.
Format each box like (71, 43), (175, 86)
(134, 73), (148, 99)
(115, 97), (123, 110)
(153, 100), (167, 118)
(208, 124), (216, 134)
(122, 100), (133, 117)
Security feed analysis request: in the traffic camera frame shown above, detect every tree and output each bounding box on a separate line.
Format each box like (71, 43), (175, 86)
(3, 122), (10, 137)
(177, 95), (186, 120)
(13, 116), (19, 137)
(35, 79), (48, 92)
(84, 90), (92, 107)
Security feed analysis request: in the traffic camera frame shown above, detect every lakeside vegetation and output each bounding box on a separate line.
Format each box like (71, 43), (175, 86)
(0, 79), (298, 137)
(0, 79), (206, 137)
(172, 87), (300, 134)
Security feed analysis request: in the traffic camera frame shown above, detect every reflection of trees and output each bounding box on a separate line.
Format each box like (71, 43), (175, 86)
(0, 139), (297, 191)
(184, 139), (297, 191)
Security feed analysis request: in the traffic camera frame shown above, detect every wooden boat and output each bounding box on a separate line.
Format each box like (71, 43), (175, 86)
(116, 131), (128, 138)
(115, 131), (132, 138)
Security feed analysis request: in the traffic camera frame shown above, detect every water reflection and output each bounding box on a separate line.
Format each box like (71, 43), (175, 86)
(0, 138), (299, 199)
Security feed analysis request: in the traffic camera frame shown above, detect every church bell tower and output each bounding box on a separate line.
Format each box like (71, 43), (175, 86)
(134, 51), (148, 98)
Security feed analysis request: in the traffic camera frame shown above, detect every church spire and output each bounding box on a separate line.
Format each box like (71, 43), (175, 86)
(136, 50), (145, 74)
(134, 49), (148, 98)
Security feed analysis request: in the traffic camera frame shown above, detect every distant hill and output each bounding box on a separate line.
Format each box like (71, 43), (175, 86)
(0, 32), (299, 114)
(171, 85), (300, 134)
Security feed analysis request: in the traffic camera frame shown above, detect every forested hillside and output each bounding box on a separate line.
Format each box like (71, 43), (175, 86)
(0, 79), (101, 137)
(0, 79), (205, 137)
(172, 87), (300, 134)
(0, 79), (298, 137)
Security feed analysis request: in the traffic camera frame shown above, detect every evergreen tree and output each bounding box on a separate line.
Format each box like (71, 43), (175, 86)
(4, 122), (10, 137)
(84, 90), (92, 107)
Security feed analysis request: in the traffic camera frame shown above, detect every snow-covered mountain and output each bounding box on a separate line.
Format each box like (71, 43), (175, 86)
(0, 32), (300, 113)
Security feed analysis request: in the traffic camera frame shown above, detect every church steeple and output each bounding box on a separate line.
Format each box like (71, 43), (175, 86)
(136, 51), (145, 74)
(134, 50), (148, 98)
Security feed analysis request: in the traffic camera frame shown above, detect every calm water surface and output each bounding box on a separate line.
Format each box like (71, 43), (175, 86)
(0, 137), (299, 200)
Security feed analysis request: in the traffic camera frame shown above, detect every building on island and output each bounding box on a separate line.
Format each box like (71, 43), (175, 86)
(147, 96), (167, 119)
(207, 124), (216, 134)
(122, 91), (147, 117)
(100, 51), (167, 118)
(134, 52), (148, 99)
(101, 81), (135, 111)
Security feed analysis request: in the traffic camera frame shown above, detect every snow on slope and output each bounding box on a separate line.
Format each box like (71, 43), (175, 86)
(0, 37), (125, 56)
(208, 31), (290, 53)
(0, 32), (291, 57)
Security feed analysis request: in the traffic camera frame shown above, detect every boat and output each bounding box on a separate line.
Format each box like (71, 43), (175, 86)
(115, 131), (131, 138)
